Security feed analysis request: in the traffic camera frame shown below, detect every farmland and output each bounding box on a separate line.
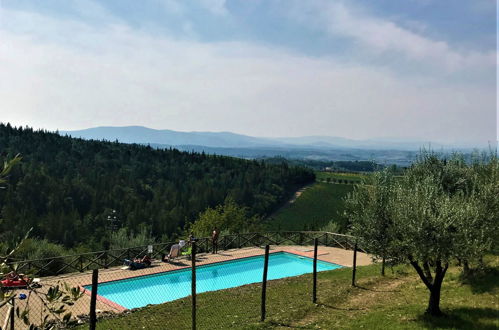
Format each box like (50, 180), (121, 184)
(315, 171), (367, 183)
(266, 182), (354, 231)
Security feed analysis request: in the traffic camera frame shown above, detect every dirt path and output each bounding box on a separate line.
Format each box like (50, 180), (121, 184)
(268, 183), (314, 219)
(288, 184), (313, 204)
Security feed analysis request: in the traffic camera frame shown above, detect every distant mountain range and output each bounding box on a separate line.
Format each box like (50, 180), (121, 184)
(62, 126), (280, 149)
(59, 126), (484, 165)
(60, 126), (465, 150)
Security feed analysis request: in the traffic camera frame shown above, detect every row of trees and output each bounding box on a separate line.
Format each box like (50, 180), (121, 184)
(260, 156), (386, 172)
(0, 123), (314, 252)
(346, 152), (498, 315)
(323, 178), (359, 184)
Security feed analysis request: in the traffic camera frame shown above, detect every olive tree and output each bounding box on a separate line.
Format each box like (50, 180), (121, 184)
(345, 168), (396, 275)
(348, 152), (498, 316)
(455, 154), (499, 274)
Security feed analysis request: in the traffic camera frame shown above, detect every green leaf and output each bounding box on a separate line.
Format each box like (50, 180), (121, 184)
(62, 312), (72, 323)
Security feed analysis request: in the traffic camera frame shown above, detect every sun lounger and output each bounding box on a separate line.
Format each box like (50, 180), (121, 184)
(163, 244), (181, 262)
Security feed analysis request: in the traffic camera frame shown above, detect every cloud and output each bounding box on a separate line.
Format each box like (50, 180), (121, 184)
(287, 1), (496, 73)
(0, 5), (495, 145)
(198, 0), (228, 16)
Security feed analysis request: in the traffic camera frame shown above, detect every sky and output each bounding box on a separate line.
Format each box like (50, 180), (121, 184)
(0, 0), (497, 146)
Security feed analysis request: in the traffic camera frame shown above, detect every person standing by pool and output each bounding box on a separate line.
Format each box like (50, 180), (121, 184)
(212, 227), (219, 254)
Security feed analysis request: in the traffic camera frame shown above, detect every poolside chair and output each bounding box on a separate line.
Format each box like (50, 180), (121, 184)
(163, 244), (181, 263)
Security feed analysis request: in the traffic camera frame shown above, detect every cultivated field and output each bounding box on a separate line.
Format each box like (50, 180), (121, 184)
(267, 183), (353, 231)
(315, 171), (367, 183)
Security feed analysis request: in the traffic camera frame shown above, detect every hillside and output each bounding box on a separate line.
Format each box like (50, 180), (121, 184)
(267, 182), (354, 231)
(89, 255), (499, 329)
(0, 124), (314, 249)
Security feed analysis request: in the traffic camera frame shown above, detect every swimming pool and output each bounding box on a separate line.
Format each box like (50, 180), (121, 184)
(85, 252), (341, 309)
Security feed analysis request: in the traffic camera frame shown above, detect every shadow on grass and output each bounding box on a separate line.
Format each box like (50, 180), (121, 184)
(354, 285), (400, 293)
(460, 267), (499, 294)
(266, 320), (308, 328)
(417, 307), (499, 329)
(317, 303), (365, 311)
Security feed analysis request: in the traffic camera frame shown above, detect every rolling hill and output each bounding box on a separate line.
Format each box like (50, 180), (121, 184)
(0, 124), (314, 249)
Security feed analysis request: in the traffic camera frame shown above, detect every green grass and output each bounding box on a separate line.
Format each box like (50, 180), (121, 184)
(266, 183), (353, 231)
(315, 171), (367, 183)
(91, 256), (499, 329)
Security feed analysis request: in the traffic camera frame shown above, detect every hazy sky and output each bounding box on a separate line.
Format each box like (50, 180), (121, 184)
(0, 0), (497, 145)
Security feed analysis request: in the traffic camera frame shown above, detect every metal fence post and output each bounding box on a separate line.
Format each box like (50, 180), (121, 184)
(104, 251), (108, 269)
(89, 269), (99, 330)
(261, 245), (270, 322)
(79, 255), (84, 272)
(351, 241), (358, 287)
(191, 241), (197, 330)
(313, 238), (318, 303)
(381, 256), (386, 276)
(10, 297), (14, 330)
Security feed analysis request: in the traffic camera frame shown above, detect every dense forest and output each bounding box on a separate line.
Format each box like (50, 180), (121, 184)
(0, 124), (314, 251)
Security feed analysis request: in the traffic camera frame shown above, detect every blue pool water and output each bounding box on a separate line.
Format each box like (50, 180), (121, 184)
(86, 252), (341, 309)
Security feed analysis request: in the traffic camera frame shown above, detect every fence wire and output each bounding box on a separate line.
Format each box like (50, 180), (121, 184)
(0, 232), (363, 329)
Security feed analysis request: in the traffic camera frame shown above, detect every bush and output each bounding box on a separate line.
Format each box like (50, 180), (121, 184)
(13, 238), (68, 275)
(110, 227), (156, 250)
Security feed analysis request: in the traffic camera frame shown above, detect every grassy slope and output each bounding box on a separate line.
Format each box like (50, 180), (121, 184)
(266, 183), (354, 231)
(92, 255), (499, 329)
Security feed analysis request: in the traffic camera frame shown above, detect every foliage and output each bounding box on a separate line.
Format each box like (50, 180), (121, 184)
(0, 155), (83, 329)
(0, 123), (314, 250)
(268, 183), (353, 231)
(18, 282), (84, 329)
(260, 156), (386, 172)
(9, 238), (68, 275)
(347, 151), (499, 316)
(188, 199), (262, 237)
(345, 168), (396, 272)
(319, 220), (340, 233)
(457, 154), (499, 265)
(0, 154), (21, 188)
(13, 238), (67, 260)
(110, 227), (156, 250)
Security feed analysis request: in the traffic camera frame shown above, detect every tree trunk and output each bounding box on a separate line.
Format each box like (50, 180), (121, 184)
(426, 287), (442, 316)
(408, 256), (448, 317)
(425, 261), (447, 316)
(381, 257), (386, 276)
(463, 260), (471, 277)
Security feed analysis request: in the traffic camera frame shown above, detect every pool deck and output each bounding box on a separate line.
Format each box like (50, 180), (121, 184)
(1, 245), (371, 327)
